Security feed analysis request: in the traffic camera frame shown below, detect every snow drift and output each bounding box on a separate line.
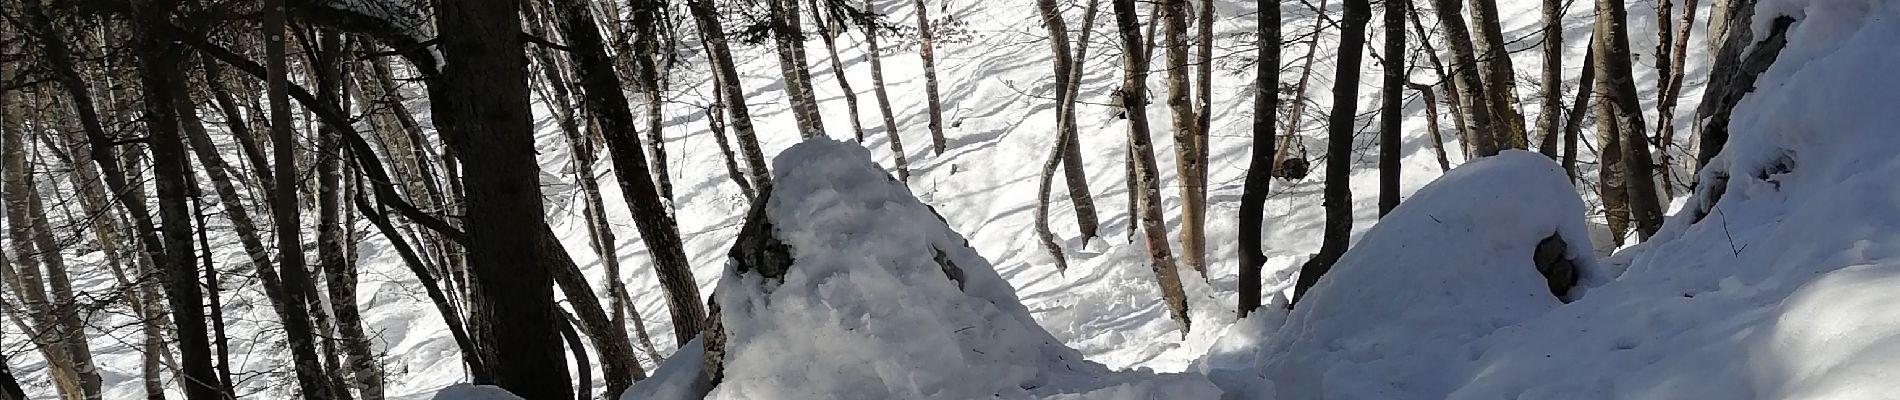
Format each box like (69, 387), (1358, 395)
(626, 139), (1219, 399)
(1204, 0), (1900, 397)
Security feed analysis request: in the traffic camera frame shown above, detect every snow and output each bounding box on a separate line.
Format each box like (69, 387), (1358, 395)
(1200, 150), (1602, 399)
(428, 384), (523, 400)
(634, 138), (1219, 399)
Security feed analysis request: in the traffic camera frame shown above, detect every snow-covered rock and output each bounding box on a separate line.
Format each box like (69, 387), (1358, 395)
(631, 139), (1218, 399)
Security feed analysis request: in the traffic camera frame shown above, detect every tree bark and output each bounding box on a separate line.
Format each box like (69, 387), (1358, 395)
(1034, 0), (1078, 272)
(313, 31), (385, 400)
(770, 0), (830, 138)
(809, 0), (868, 141)
(435, 0), (574, 395)
(864, 0), (913, 181)
(546, 0), (709, 349)
(1562, 44), (1597, 182)
(1410, 82), (1453, 171)
(630, 1), (676, 203)
(1111, 0), (1192, 334)
(1272, 0), (1327, 169)
(1468, 0), (1529, 149)
(1292, 0), (1371, 306)
(1423, 0), (1502, 156)
(1656, 0), (1699, 195)
(1162, 0), (1210, 277)
(686, 0), (774, 189)
(916, 0), (950, 153)
(1380, 0), (1406, 216)
(1536, 0), (1565, 157)
(1594, 0), (1665, 241)
(1238, 0), (1280, 318)
(2, 80), (95, 400)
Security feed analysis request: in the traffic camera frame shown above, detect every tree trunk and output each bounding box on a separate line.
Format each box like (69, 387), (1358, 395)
(1594, 0), (1665, 241)
(916, 0), (950, 153)
(1405, 1), (1472, 162)
(1064, 0), (1105, 240)
(353, 187), (486, 379)
(1423, 0), (1501, 156)
(539, 222), (647, 396)
(1111, 0), (1191, 334)
(1409, 82), (1453, 171)
(1034, 0), (1078, 272)
(1697, 2), (1791, 172)
(1237, 0), (1280, 318)
(770, 0), (830, 138)
(1292, 0), (1371, 306)
(1536, 0), (1565, 157)
(1656, 0), (1700, 195)
(1562, 43), (1597, 182)
(1468, 0), (1528, 149)
(1162, 0), (1210, 277)
(1, 82), (91, 400)
(313, 31), (385, 400)
(686, 0), (774, 189)
(435, 0), (574, 395)
(707, 98), (759, 200)
(1272, 0), (1327, 168)
(631, 3), (676, 204)
(131, 6), (225, 396)
(1380, 0), (1406, 216)
(809, 0), (868, 141)
(864, 0), (913, 181)
(546, 0), (709, 349)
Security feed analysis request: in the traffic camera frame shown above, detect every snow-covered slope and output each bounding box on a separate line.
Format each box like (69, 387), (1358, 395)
(1202, 0), (1900, 397)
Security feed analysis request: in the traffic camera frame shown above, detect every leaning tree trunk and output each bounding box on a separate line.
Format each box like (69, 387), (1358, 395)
(1468, 0), (1529, 149)
(1379, 0), (1406, 216)
(1409, 82), (1454, 171)
(1, 85), (92, 400)
(546, 0), (709, 350)
(1291, 0), (1371, 306)
(631, 2), (676, 203)
(1424, 0), (1502, 156)
(1163, 0), (1210, 277)
(864, 0), (913, 180)
(915, 0), (950, 153)
(1237, 0), (1280, 318)
(686, 0), (774, 189)
(809, 0), (868, 141)
(1536, 0), (1564, 157)
(1594, 0), (1665, 241)
(1271, 0), (1326, 169)
(1034, 0), (1081, 272)
(1063, 0), (1105, 240)
(1111, 0), (1191, 334)
(1562, 43), (1597, 182)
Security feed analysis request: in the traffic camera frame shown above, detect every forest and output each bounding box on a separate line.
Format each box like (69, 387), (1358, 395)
(0, 0), (1893, 397)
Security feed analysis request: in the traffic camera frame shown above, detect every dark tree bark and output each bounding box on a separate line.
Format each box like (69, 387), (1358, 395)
(630, 0), (676, 203)
(130, 4), (225, 396)
(1379, 0), (1406, 216)
(1696, 2), (1791, 173)
(864, 0), (913, 180)
(686, 0), (774, 189)
(313, 31), (385, 400)
(916, 0), (950, 153)
(1536, 0), (1565, 157)
(1237, 0), (1280, 318)
(546, 0), (709, 349)
(1593, 0), (1665, 241)
(1562, 43), (1597, 182)
(1111, 0), (1192, 334)
(1409, 82), (1453, 171)
(1271, 0), (1325, 168)
(264, 5), (341, 399)
(1292, 0), (1371, 306)
(436, 0), (574, 395)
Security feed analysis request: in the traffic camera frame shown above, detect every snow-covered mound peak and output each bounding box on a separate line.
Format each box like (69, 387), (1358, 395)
(630, 138), (1219, 400)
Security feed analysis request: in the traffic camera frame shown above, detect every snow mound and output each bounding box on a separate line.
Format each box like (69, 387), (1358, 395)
(1202, 150), (1601, 399)
(630, 138), (1218, 399)
(429, 384), (524, 400)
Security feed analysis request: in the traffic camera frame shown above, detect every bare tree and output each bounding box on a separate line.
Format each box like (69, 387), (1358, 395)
(1292, 0), (1372, 306)
(1409, 82), (1454, 171)
(1423, 0), (1502, 156)
(1468, 0), (1529, 149)
(1536, 0), (1565, 157)
(1593, 0), (1665, 241)
(915, 0), (950, 153)
(809, 0), (868, 141)
(1380, 0), (1406, 216)
(686, 0), (774, 189)
(1111, 0), (1192, 334)
(770, 0), (830, 137)
(1238, 0), (1281, 318)
(1655, 0), (1700, 196)
(1163, 0), (1211, 277)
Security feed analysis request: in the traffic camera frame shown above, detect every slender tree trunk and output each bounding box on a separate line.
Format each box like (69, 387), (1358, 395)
(1594, 0), (1665, 241)
(1195, 0), (1214, 160)
(1405, 1), (1472, 162)
(186, 175), (235, 393)
(707, 94), (759, 200)
(1468, 0), (1528, 149)
(1033, 0), (1090, 271)
(353, 187), (485, 378)
(686, 0), (774, 189)
(1380, 0), (1406, 216)
(1063, 0), (1105, 240)
(312, 31), (385, 400)
(1, 83), (91, 400)
(809, 0), (868, 141)
(630, 2), (676, 203)
(1272, 0), (1327, 169)
(131, 5), (225, 396)
(1424, 0), (1501, 156)
(557, 311), (592, 400)
(915, 0), (950, 152)
(1409, 83), (1453, 171)
(547, 0), (708, 349)
(1162, 0), (1210, 277)
(1237, 0), (1280, 318)
(864, 0), (913, 180)
(1562, 43), (1597, 182)
(1292, 0), (1371, 306)
(1656, 0), (1699, 196)
(1536, 0), (1565, 157)
(1111, 0), (1191, 334)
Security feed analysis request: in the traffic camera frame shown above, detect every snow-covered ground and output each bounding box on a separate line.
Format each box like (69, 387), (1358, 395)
(13, 0), (1900, 395)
